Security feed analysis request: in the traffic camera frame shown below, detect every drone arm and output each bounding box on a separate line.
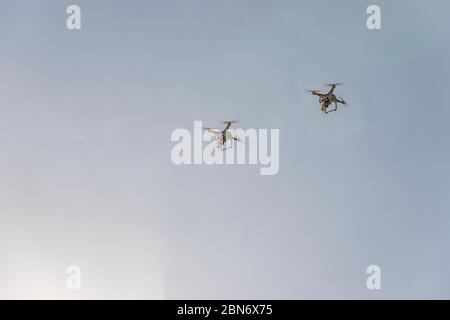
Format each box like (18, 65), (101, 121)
(327, 84), (336, 94)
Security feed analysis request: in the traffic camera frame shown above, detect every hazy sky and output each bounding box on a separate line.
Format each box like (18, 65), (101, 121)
(1, 0), (449, 299)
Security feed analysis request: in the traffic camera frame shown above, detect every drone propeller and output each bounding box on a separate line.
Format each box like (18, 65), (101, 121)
(221, 120), (239, 125)
(203, 127), (221, 133)
(326, 82), (344, 87)
(306, 89), (323, 95)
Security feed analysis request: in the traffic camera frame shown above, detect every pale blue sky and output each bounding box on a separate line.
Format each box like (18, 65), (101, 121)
(0, 0), (449, 299)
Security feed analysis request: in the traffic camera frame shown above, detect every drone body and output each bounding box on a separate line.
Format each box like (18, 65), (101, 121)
(307, 83), (347, 114)
(204, 120), (241, 151)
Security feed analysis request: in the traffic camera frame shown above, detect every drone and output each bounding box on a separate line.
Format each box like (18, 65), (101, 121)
(307, 82), (348, 114)
(204, 120), (241, 151)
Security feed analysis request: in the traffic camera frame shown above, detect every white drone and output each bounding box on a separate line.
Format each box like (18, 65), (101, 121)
(204, 120), (241, 151)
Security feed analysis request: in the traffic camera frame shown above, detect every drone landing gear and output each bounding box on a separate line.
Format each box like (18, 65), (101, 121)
(222, 143), (233, 151)
(325, 104), (338, 114)
(220, 140), (236, 151)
